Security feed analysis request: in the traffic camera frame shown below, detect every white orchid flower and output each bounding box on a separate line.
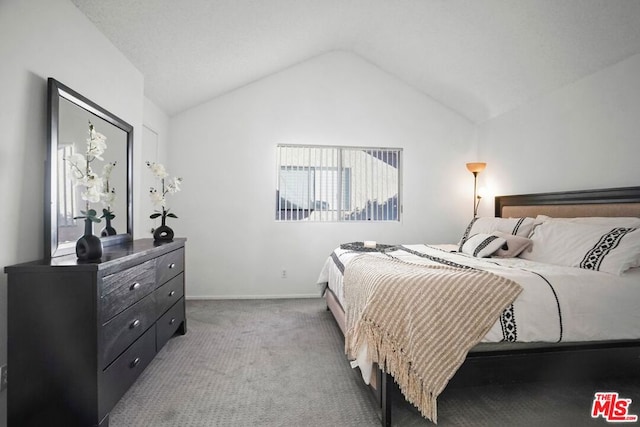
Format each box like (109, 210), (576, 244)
(102, 161), (117, 180)
(146, 161), (168, 178)
(84, 171), (102, 189)
(86, 137), (107, 161)
(149, 187), (166, 207)
(85, 122), (107, 161)
(166, 177), (183, 194)
(82, 185), (103, 203)
(102, 188), (116, 206)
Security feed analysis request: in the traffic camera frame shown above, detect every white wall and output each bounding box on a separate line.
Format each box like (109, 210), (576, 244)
(0, 0), (145, 424)
(477, 53), (640, 215)
(169, 51), (476, 299)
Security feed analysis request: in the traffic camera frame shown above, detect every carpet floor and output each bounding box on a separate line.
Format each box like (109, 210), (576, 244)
(110, 299), (639, 426)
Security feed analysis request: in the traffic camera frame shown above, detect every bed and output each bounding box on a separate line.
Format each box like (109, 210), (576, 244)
(317, 186), (640, 426)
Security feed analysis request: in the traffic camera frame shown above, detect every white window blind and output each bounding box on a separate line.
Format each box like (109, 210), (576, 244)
(276, 144), (401, 221)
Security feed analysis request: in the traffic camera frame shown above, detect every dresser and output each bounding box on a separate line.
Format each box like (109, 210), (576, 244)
(5, 238), (187, 427)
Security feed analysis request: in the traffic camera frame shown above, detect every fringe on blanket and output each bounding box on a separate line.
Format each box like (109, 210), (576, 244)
(347, 320), (440, 423)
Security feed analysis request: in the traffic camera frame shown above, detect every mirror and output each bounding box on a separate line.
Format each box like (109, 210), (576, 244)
(46, 78), (133, 258)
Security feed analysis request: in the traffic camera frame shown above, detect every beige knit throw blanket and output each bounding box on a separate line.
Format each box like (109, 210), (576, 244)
(344, 255), (522, 423)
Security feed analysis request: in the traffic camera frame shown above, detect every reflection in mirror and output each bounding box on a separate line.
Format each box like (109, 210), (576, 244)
(57, 98), (128, 242)
(47, 78), (133, 258)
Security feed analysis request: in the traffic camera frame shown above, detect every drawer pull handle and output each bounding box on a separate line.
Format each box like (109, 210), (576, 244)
(170, 318), (176, 325)
(130, 282), (141, 291)
(130, 357), (140, 368)
(130, 319), (141, 329)
(168, 263), (176, 269)
(169, 290), (176, 297)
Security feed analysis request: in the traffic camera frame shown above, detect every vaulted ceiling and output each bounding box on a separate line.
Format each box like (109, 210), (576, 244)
(72, 0), (640, 123)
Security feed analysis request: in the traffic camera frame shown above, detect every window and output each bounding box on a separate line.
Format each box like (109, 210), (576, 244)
(276, 144), (402, 221)
(57, 144), (78, 227)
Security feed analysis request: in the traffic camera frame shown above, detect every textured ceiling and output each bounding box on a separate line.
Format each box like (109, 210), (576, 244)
(72, 0), (640, 122)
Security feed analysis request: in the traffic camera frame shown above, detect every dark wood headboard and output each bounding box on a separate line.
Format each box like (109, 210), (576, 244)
(495, 186), (640, 219)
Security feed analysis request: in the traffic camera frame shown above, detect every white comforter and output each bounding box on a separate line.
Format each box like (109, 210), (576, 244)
(318, 243), (640, 344)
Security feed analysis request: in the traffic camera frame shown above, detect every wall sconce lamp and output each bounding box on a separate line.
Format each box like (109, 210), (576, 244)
(466, 162), (486, 217)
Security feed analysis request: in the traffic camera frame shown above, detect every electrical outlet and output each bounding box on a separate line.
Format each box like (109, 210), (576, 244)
(1, 364), (7, 391)
(281, 269), (287, 279)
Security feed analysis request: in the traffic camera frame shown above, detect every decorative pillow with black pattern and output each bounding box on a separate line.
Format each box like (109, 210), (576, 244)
(460, 233), (507, 258)
(519, 221), (640, 275)
(458, 217), (535, 251)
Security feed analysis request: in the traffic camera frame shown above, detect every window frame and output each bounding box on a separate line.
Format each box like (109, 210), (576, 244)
(275, 144), (403, 222)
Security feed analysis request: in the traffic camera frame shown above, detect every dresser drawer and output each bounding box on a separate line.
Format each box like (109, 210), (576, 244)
(101, 260), (156, 321)
(156, 248), (184, 286)
(101, 293), (156, 368)
(155, 273), (184, 317)
(157, 297), (185, 350)
(100, 324), (156, 418)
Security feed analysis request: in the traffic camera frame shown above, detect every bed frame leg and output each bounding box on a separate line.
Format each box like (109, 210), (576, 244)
(381, 371), (392, 427)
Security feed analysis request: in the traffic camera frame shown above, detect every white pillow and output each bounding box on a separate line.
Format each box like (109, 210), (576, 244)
(459, 217), (534, 250)
(460, 233), (506, 258)
(520, 221), (640, 275)
(535, 215), (640, 228)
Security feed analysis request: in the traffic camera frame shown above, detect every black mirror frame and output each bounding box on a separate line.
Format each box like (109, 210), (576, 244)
(46, 77), (134, 258)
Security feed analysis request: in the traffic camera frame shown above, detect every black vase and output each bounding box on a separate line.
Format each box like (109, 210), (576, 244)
(100, 216), (117, 237)
(76, 219), (103, 261)
(153, 216), (174, 242)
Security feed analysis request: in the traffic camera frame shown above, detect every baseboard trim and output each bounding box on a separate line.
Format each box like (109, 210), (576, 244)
(185, 294), (320, 300)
